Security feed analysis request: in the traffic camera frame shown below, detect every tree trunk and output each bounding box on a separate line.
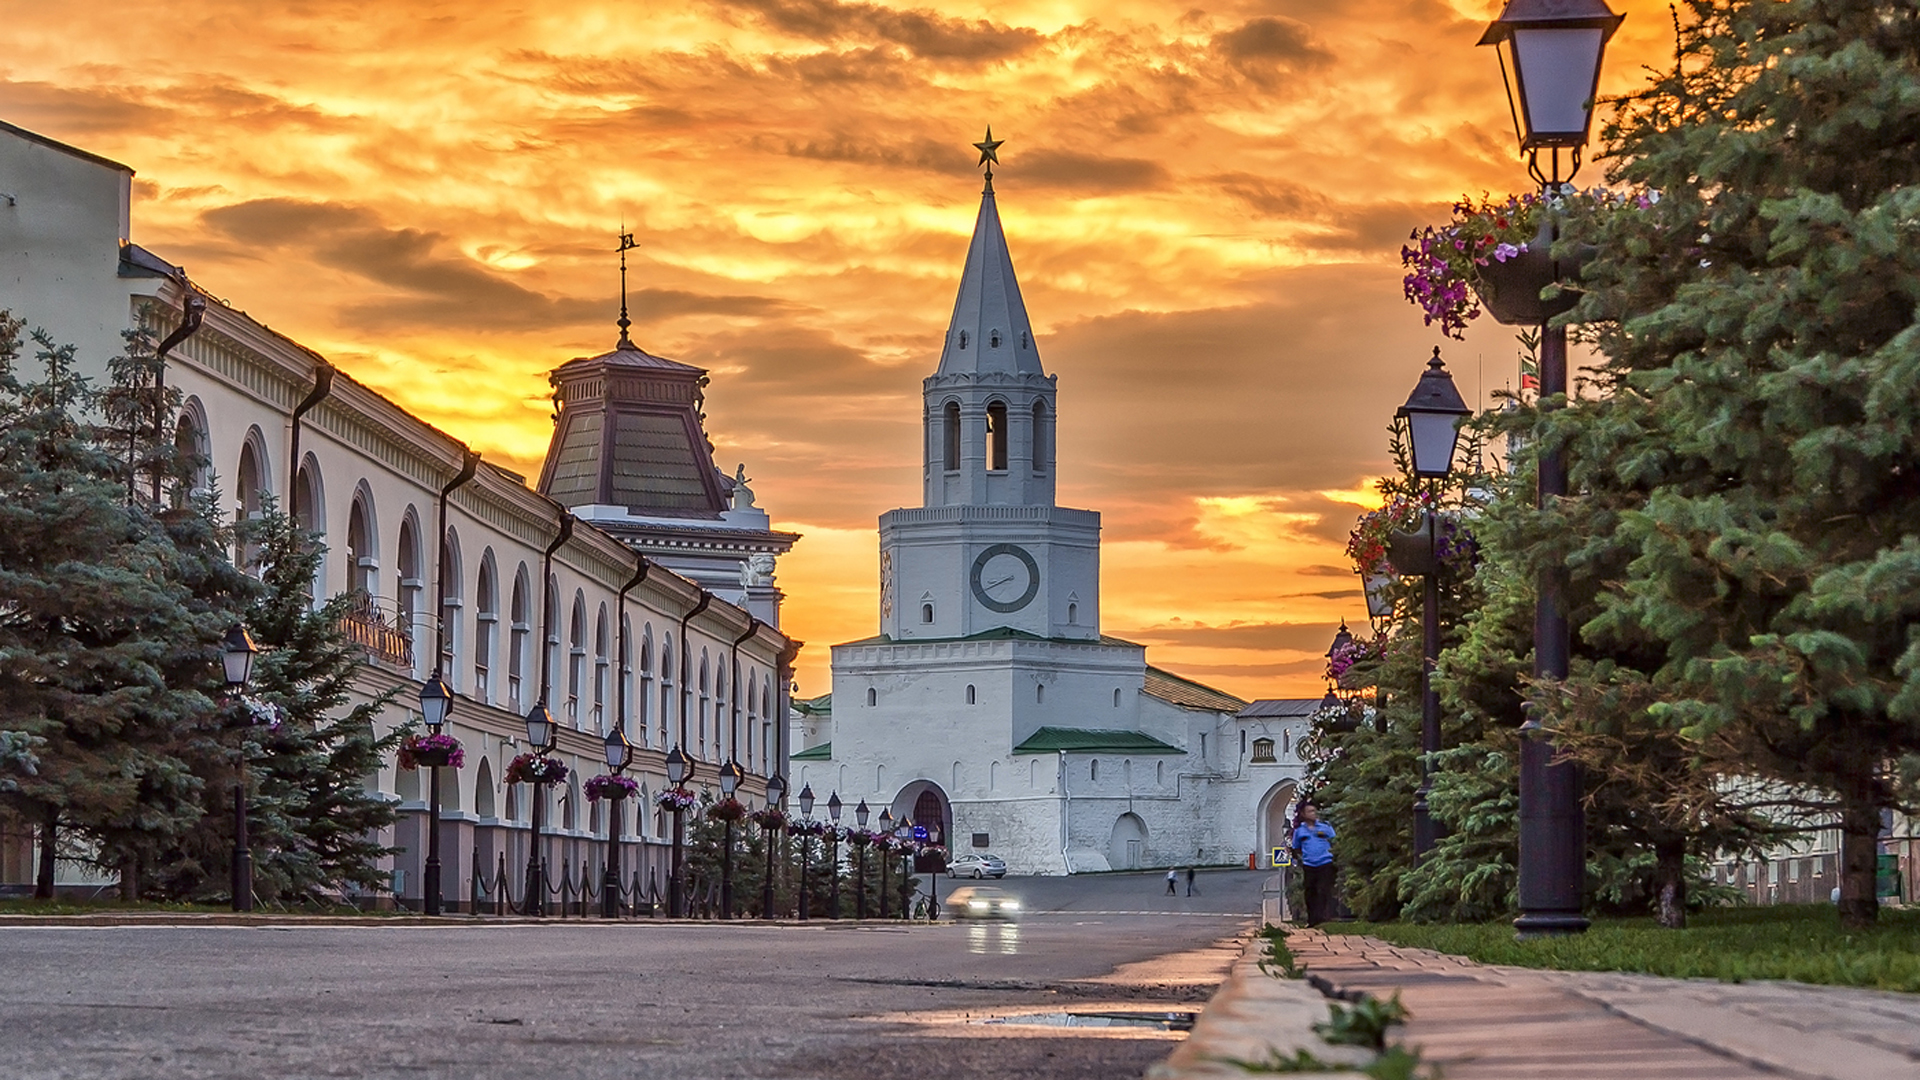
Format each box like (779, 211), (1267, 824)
(1837, 796), (1880, 929)
(1652, 835), (1687, 929)
(120, 853), (140, 902)
(34, 815), (56, 900)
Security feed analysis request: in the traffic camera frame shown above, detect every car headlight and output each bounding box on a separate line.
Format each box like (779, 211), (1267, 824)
(1001, 901), (1020, 911)
(968, 900), (988, 910)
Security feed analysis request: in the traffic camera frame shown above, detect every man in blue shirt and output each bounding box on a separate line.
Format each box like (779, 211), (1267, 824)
(1291, 802), (1337, 927)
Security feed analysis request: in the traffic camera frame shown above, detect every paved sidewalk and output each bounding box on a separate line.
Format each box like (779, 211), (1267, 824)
(1288, 930), (1920, 1080)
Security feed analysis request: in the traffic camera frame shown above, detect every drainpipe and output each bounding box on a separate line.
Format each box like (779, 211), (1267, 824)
(1059, 748), (1071, 874)
(431, 448), (483, 673)
(775, 638), (800, 804)
(728, 618), (761, 766)
(149, 285), (206, 502)
(288, 360), (337, 496)
(677, 592), (712, 751)
(537, 514), (575, 707)
(614, 556), (651, 734)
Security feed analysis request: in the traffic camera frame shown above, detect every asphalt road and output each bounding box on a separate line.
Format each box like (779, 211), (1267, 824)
(0, 869), (1265, 1080)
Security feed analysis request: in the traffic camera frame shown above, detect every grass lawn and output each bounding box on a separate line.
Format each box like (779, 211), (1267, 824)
(1322, 904), (1920, 992)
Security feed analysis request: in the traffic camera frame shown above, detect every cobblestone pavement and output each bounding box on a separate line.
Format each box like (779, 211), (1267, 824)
(1288, 930), (1920, 1080)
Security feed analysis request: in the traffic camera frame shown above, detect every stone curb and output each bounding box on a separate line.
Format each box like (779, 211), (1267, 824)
(1148, 934), (1372, 1080)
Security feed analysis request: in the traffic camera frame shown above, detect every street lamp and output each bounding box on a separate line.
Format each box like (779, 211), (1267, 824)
(419, 671), (453, 916)
(796, 783), (815, 920)
(522, 703), (556, 916)
(761, 772), (785, 920)
(878, 809), (894, 919)
(1481, 0), (1622, 938)
(718, 760), (744, 919)
(1396, 348), (1470, 863)
(854, 799), (871, 919)
(222, 624), (258, 913)
(826, 791), (844, 919)
(893, 817), (915, 921)
(665, 745), (691, 918)
(601, 727), (632, 919)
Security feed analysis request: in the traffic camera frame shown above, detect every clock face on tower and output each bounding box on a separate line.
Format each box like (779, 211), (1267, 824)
(970, 543), (1041, 613)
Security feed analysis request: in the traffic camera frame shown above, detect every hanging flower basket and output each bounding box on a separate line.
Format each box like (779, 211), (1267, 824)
(1401, 189), (1626, 336)
(706, 797), (747, 823)
(504, 752), (568, 786)
(585, 773), (639, 801)
(656, 787), (696, 813)
(846, 829), (874, 849)
(787, 818), (829, 838)
(398, 732), (464, 771)
(749, 806), (787, 831)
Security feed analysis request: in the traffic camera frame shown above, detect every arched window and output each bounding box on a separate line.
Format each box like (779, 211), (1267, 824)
(745, 670), (758, 770)
(985, 401), (1008, 471)
(660, 635), (674, 748)
(1032, 400), (1050, 474)
(698, 652), (711, 758)
(234, 430), (269, 571)
(438, 530), (463, 685)
(568, 593), (587, 727)
(396, 512), (423, 674)
(474, 551), (497, 703)
(715, 662), (728, 762)
(639, 629), (655, 745)
(593, 604), (609, 731)
(508, 567), (530, 711)
(1113, 688), (1121, 708)
(942, 402), (961, 471)
(1036, 683), (1045, 704)
(291, 455), (324, 598)
(1157, 761), (1164, 784)
(173, 401), (210, 498)
(1241, 729), (1248, 757)
(1283, 729), (1291, 756)
(989, 760), (998, 791)
(1067, 602), (1077, 625)
(922, 602), (934, 624)
(346, 490), (376, 598)
(866, 687), (877, 707)
(619, 613), (634, 736)
(1091, 759), (1099, 782)
(965, 684), (976, 705)
(543, 575), (559, 710)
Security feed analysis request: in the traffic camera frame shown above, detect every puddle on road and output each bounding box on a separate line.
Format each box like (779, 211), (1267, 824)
(978, 1010), (1196, 1032)
(965, 923), (1022, 955)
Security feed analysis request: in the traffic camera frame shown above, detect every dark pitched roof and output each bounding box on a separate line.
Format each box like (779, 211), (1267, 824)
(1236, 699), (1324, 719)
(1143, 666), (1248, 713)
(1013, 727), (1184, 755)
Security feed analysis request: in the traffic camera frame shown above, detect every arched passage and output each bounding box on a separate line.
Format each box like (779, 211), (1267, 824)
(1258, 780), (1299, 868)
(887, 779), (951, 849)
(1108, 812), (1148, 870)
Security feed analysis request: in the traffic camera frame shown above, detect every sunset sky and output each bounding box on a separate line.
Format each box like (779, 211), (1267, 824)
(1, 0), (1673, 700)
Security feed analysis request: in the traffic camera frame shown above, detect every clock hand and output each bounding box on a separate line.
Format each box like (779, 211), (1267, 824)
(987, 575), (1016, 590)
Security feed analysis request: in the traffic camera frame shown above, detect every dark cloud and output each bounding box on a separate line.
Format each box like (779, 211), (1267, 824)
(712, 0), (1043, 60)
(771, 133), (971, 176)
(1298, 564), (1357, 578)
(1212, 16), (1332, 85)
(1120, 621), (1340, 653)
(1213, 173), (1326, 219)
(1018, 150), (1170, 194)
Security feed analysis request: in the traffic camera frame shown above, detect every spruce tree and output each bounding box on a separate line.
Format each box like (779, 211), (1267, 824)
(1553, 0), (1920, 927)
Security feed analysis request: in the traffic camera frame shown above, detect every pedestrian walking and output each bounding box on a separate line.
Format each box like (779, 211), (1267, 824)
(1185, 866), (1196, 896)
(1165, 868), (1178, 895)
(1292, 802), (1337, 927)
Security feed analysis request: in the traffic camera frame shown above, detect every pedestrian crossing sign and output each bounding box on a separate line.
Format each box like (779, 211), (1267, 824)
(1271, 848), (1293, 868)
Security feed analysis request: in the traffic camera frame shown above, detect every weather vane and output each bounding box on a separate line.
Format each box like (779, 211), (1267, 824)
(973, 125), (1004, 190)
(616, 228), (638, 349)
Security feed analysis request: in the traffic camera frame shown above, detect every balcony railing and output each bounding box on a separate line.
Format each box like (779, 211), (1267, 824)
(339, 592), (413, 671)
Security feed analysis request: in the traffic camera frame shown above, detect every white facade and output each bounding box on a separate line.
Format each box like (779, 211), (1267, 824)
(816, 175), (1311, 874)
(0, 121), (795, 905)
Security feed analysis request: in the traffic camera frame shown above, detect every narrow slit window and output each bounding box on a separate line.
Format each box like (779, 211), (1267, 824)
(943, 402), (961, 471)
(986, 401), (1008, 470)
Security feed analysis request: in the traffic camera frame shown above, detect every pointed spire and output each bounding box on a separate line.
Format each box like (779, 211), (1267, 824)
(937, 131), (1041, 378)
(616, 230), (638, 350)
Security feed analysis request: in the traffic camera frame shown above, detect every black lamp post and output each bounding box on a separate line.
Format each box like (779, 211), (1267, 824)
(796, 783), (815, 920)
(522, 704), (556, 916)
(826, 791), (843, 919)
(1481, 0), (1622, 937)
(222, 624), (258, 913)
(601, 727), (632, 918)
(1397, 347), (1471, 863)
(854, 799), (871, 919)
(761, 772), (785, 920)
(418, 672), (453, 915)
(665, 745), (691, 917)
(877, 809), (894, 919)
(719, 759), (743, 919)
(894, 817), (915, 920)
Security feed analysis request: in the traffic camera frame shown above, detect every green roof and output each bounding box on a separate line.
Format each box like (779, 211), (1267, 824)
(792, 693), (831, 717)
(791, 742), (832, 760)
(1012, 727), (1185, 756)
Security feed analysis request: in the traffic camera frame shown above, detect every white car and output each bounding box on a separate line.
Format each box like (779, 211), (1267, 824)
(947, 853), (1007, 879)
(947, 885), (1020, 920)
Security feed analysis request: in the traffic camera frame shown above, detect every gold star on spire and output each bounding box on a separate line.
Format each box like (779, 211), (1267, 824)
(973, 126), (1003, 189)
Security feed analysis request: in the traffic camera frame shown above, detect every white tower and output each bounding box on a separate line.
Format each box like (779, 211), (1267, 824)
(879, 146), (1101, 644)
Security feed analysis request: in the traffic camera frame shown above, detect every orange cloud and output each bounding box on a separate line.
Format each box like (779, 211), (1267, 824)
(0, 0), (1677, 698)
